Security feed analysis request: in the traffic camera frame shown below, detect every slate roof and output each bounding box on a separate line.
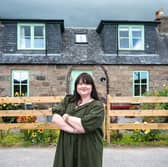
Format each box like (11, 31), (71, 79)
(0, 20), (168, 65)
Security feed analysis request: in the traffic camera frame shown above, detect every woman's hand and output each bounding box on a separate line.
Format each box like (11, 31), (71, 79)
(62, 114), (85, 133)
(62, 114), (69, 122)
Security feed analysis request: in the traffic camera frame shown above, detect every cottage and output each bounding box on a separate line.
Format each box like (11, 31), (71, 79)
(0, 12), (168, 101)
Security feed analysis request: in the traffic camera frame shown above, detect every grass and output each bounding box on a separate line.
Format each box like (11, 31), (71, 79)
(0, 130), (58, 147)
(1, 130), (168, 147)
(110, 132), (168, 147)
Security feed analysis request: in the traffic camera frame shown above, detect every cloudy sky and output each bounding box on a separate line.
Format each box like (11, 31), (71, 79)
(0, 0), (168, 27)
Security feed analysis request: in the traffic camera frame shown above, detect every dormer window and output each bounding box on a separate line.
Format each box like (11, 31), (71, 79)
(118, 25), (144, 50)
(17, 23), (45, 50)
(75, 34), (88, 44)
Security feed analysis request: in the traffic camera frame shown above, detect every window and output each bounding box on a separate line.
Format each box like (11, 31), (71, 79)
(12, 70), (29, 97)
(75, 34), (88, 43)
(118, 25), (144, 50)
(133, 71), (149, 96)
(17, 23), (45, 50)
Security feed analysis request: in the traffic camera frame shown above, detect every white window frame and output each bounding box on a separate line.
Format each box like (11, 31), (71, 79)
(17, 23), (46, 50)
(75, 34), (88, 44)
(118, 25), (144, 50)
(133, 71), (149, 97)
(11, 70), (29, 97)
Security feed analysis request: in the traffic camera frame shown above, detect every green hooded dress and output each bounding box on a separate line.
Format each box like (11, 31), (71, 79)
(52, 95), (104, 167)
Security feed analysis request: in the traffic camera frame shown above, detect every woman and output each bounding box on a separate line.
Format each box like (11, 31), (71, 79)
(52, 72), (104, 167)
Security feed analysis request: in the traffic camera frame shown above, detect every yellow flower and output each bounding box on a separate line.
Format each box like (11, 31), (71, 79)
(144, 129), (151, 134)
(38, 128), (44, 133)
(134, 121), (140, 132)
(32, 132), (37, 138)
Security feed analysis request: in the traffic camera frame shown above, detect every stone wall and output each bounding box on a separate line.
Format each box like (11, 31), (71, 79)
(104, 65), (168, 96)
(158, 16), (168, 33)
(0, 65), (168, 98)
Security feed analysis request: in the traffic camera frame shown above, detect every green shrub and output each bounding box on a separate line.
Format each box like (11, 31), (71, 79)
(131, 129), (161, 142)
(110, 130), (123, 141)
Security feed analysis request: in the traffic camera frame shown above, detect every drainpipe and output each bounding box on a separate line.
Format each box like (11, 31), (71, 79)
(116, 24), (119, 57)
(45, 22), (48, 56)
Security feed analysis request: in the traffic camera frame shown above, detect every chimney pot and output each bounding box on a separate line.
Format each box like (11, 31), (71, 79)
(155, 9), (164, 20)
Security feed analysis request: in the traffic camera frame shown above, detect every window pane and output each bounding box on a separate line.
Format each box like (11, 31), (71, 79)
(34, 26), (44, 48)
(13, 71), (21, 83)
(14, 79), (20, 84)
(134, 85), (140, 96)
(34, 26), (43, 36)
(20, 71), (28, 84)
(141, 72), (147, 84)
(21, 85), (28, 96)
(132, 30), (141, 37)
(34, 39), (44, 48)
(132, 38), (142, 49)
(21, 26), (30, 36)
(141, 85), (147, 95)
(14, 85), (20, 96)
(20, 26), (31, 48)
(120, 39), (129, 48)
(120, 31), (129, 37)
(134, 72), (140, 84)
(13, 71), (28, 83)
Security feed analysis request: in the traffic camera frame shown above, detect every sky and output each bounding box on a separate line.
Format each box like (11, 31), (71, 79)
(0, 0), (168, 27)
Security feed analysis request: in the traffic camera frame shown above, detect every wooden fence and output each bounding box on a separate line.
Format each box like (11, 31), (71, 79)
(1, 95), (168, 143)
(0, 96), (64, 130)
(106, 95), (168, 143)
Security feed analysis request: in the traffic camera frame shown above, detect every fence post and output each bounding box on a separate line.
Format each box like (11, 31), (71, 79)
(106, 94), (111, 144)
(103, 104), (106, 140)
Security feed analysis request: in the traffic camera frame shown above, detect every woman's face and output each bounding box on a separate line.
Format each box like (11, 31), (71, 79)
(77, 79), (92, 97)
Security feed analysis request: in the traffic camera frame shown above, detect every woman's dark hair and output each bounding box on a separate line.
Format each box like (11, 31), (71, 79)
(73, 73), (99, 104)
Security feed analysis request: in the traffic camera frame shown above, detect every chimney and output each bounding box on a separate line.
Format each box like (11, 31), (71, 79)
(155, 9), (165, 20)
(155, 9), (168, 33)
